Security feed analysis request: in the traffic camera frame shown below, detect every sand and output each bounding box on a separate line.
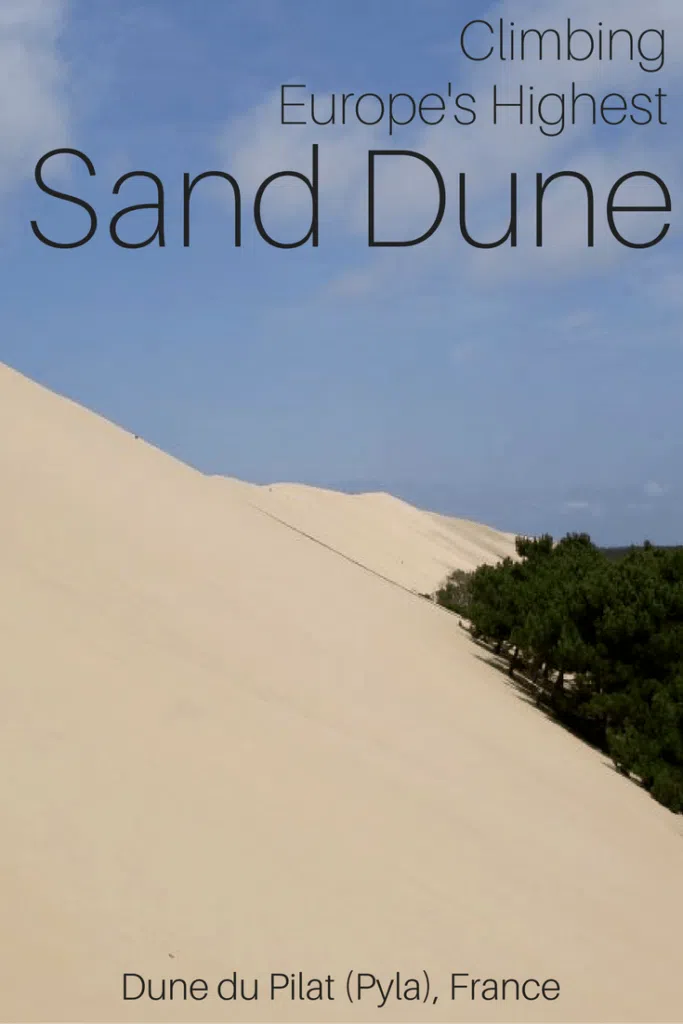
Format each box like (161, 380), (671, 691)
(0, 360), (681, 1024)
(213, 476), (518, 593)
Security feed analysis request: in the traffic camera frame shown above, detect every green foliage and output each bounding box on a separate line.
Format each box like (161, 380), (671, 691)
(435, 536), (683, 813)
(435, 568), (473, 617)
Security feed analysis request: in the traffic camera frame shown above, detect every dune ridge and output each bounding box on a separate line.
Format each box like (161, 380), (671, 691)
(0, 361), (681, 1024)
(212, 478), (518, 594)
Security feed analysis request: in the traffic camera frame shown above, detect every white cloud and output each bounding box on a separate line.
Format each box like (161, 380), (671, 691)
(216, 90), (378, 236)
(214, 0), (683, 292)
(562, 500), (604, 517)
(0, 0), (70, 195)
(644, 480), (666, 497)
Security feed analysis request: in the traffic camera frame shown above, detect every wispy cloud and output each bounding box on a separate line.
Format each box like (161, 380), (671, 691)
(214, 0), (683, 294)
(644, 480), (667, 498)
(562, 500), (604, 517)
(0, 0), (70, 196)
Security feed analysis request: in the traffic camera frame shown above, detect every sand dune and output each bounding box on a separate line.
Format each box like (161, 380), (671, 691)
(0, 360), (681, 1024)
(213, 477), (518, 593)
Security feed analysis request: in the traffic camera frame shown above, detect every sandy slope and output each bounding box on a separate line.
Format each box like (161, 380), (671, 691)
(214, 477), (518, 598)
(0, 361), (681, 1024)
(212, 478), (517, 593)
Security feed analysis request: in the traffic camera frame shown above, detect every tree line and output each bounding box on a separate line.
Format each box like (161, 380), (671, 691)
(434, 534), (683, 813)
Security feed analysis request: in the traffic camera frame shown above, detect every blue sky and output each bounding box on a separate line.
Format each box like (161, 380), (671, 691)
(1, 0), (681, 544)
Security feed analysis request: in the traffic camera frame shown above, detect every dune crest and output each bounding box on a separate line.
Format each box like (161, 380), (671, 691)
(0, 361), (681, 1024)
(213, 477), (517, 593)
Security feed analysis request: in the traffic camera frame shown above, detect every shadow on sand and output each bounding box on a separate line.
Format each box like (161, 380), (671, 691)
(464, 630), (619, 764)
